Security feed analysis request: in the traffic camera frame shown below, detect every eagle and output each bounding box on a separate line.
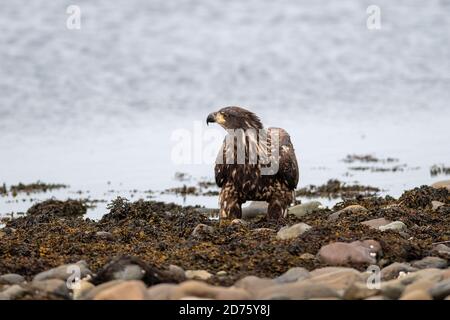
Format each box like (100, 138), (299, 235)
(206, 106), (299, 220)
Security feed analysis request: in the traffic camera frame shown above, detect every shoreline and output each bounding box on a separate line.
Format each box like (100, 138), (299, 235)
(0, 182), (449, 300)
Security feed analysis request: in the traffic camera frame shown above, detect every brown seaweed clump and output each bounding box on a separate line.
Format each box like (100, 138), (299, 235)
(27, 199), (87, 218)
(398, 185), (449, 209)
(9, 181), (68, 196)
(296, 179), (379, 199)
(430, 164), (450, 176)
(0, 183), (7, 196)
(342, 154), (398, 163)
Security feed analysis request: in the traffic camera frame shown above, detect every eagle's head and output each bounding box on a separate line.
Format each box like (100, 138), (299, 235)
(206, 106), (263, 130)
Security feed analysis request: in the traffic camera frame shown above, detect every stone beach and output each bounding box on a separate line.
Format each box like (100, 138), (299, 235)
(0, 182), (449, 300)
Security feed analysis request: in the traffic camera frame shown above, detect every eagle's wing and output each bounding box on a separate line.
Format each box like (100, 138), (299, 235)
(214, 139), (227, 187)
(270, 127), (299, 190)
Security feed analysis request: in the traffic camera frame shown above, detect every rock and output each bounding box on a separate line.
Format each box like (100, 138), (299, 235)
(431, 201), (445, 211)
(412, 256), (447, 269)
(112, 264), (145, 281)
(361, 218), (391, 230)
(147, 283), (177, 300)
(168, 265), (186, 281)
(185, 270), (212, 281)
(93, 280), (147, 300)
(432, 180), (450, 191)
(380, 279), (405, 300)
(170, 281), (251, 300)
(256, 280), (339, 300)
(328, 205), (367, 222)
(231, 219), (248, 226)
(72, 280), (95, 300)
(33, 261), (91, 282)
(274, 267), (310, 284)
(234, 276), (275, 295)
(400, 268), (445, 284)
(381, 262), (418, 281)
(344, 281), (379, 300)
(432, 244), (450, 259)
(443, 269), (450, 280)
(192, 224), (214, 238)
(216, 271), (227, 276)
(309, 267), (366, 292)
(299, 253), (316, 260)
(379, 221), (407, 232)
(0, 285), (28, 300)
(95, 231), (115, 241)
(365, 295), (387, 300)
(0, 274), (26, 285)
(276, 223), (312, 240)
(429, 278), (450, 300)
(31, 279), (71, 299)
(317, 240), (381, 266)
(403, 279), (436, 296)
(79, 280), (125, 299)
(288, 201), (322, 218)
(92, 256), (174, 285)
(214, 287), (252, 300)
(170, 281), (217, 300)
(242, 201), (268, 218)
(400, 290), (433, 300)
(381, 268), (445, 299)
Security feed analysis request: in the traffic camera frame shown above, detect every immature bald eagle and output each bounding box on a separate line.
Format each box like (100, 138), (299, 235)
(206, 106), (299, 220)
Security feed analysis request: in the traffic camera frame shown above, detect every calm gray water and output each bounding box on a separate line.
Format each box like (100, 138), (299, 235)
(1, 0), (449, 219)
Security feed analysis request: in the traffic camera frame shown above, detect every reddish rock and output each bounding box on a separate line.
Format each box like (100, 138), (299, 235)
(317, 240), (381, 266)
(361, 218), (391, 229)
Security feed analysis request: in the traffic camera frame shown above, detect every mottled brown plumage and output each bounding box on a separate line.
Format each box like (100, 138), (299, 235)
(207, 106), (299, 220)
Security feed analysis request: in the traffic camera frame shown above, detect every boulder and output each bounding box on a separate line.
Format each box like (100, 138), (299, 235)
(33, 261), (91, 282)
(309, 267), (366, 292)
(93, 280), (147, 300)
(256, 280), (339, 300)
(242, 201), (268, 219)
(288, 201), (322, 218)
(30, 279), (71, 299)
(0, 284), (28, 300)
(185, 270), (213, 281)
(361, 218), (391, 230)
(432, 180), (450, 191)
(429, 278), (450, 300)
(381, 262), (418, 281)
(411, 256), (447, 269)
(0, 274), (25, 285)
(317, 240), (381, 266)
(276, 223), (312, 240)
(274, 267), (310, 284)
(379, 221), (407, 232)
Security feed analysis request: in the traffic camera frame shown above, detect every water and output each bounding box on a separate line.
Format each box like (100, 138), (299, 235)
(1, 0), (449, 219)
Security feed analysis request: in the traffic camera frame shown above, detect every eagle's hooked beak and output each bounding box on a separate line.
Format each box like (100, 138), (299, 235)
(207, 112), (226, 126)
(206, 112), (216, 126)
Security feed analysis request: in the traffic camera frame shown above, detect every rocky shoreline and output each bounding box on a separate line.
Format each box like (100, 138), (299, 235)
(0, 182), (449, 300)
